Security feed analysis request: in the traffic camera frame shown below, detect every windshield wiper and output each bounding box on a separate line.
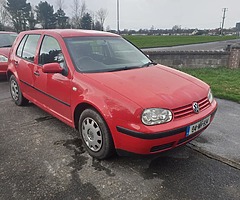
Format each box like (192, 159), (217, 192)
(107, 62), (157, 72)
(141, 62), (157, 68)
(107, 66), (140, 72)
(0, 45), (12, 48)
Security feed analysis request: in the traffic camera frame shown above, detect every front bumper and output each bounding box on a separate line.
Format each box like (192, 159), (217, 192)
(113, 100), (217, 155)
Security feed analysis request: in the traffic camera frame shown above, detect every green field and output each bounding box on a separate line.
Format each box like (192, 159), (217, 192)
(180, 67), (240, 103)
(124, 35), (237, 49)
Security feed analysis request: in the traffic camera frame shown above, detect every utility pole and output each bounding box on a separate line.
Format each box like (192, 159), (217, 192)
(219, 22), (222, 35)
(221, 8), (228, 36)
(117, 0), (120, 34)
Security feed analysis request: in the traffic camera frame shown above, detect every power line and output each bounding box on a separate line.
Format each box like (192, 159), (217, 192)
(221, 8), (228, 36)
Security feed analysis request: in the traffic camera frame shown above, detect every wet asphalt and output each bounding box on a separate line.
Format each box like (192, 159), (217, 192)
(0, 79), (240, 200)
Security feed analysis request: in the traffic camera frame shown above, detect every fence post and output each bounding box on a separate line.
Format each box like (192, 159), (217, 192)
(228, 44), (240, 69)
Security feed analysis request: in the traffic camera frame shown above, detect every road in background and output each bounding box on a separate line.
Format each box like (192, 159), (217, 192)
(0, 80), (239, 199)
(143, 39), (240, 51)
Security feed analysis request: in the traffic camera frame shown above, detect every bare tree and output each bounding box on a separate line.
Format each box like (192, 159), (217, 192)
(0, 0), (11, 27)
(79, 0), (86, 19)
(56, 0), (65, 10)
(71, 0), (86, 28)
(89, 11), (95, 29)
(96, 8), (108, 31)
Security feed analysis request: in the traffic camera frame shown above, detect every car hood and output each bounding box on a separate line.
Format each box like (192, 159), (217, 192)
(85, 65), (209, 109)
(0, 47), (11, 57)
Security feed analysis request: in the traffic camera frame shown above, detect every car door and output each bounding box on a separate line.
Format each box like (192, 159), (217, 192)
(15, 34), (41, 98)
(34, 35), (72, 123)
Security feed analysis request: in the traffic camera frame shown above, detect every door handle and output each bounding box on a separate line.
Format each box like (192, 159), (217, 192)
(34, 71), (40, 76)
(14, 60), (18, 66)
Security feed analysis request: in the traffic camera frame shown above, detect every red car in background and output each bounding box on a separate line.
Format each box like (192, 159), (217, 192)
(0, 31), (17, 76)
(7, 29), (217, 159)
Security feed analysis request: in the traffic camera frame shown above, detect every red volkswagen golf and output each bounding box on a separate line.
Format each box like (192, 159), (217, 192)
(7, 29), (217, 159)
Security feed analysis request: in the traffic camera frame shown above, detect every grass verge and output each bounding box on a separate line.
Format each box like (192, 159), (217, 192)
(124, 35), (237, 49)
(180, 67), (240, 103)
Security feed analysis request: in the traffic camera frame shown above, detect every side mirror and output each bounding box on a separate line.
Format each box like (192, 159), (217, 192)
(42, 63), (63, 74)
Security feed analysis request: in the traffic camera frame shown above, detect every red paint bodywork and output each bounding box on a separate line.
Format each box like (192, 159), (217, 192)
(0, 32), (17, 75)
(0, 48), (11, 75)
(8, 29), (217, 155)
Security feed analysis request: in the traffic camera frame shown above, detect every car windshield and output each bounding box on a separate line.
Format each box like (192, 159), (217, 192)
(64, 36), (151, 73)
(0, 33), (17, 48)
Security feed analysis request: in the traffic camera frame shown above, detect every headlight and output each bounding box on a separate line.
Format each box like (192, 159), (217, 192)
(142, 108), (172, 126)
(208, 89), (213, 103)
(0, 55), (8, 62)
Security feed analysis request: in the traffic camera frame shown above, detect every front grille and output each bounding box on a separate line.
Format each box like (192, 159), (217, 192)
(172, 97), (210, 120)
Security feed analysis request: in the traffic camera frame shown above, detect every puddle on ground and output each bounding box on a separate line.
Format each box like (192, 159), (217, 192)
(92, 158), (116, 177)
(54, 138), (116, 177)
(35, 116), (54, 122)
(53, 138), (103, 199)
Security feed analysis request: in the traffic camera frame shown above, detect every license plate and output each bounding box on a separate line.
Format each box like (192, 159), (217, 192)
(186, 115), (211, 136)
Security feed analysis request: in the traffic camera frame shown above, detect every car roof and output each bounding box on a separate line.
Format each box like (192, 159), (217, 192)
(0, 31), (17, 34)
(18, 29), (119, 38)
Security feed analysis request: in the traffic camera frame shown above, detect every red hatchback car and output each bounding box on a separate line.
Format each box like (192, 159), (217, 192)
(7, 29), (217, 159)
(0, 31), (17, 76)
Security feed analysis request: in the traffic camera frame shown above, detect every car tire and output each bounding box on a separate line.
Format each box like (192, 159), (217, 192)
(79, 108), (115, 160)
(9, 75), (28, 106)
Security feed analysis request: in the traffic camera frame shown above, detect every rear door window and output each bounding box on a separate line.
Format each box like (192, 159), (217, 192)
(20, 34), (41, 62)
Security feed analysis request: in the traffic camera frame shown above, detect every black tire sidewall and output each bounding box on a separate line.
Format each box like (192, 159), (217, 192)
(79, 108), (114, 159)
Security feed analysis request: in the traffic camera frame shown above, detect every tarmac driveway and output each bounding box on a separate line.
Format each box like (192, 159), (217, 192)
(0, 80), (239, 199)
(190, 98), (240, 169)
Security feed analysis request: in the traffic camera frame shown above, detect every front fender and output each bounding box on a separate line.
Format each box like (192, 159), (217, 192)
(70, 76), (142, 146)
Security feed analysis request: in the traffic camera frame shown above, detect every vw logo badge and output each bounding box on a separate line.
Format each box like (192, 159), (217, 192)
(193, 102), (200, 113)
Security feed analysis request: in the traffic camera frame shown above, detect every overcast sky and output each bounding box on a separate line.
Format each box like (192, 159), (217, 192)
(29, 0), (240, 30)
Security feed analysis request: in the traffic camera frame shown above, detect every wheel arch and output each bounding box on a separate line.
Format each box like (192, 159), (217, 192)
(7, 68), (18, 81)
(73, 102), (113, 131)
(74, 103), (92, 130)
(7, 70), (15, 80)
